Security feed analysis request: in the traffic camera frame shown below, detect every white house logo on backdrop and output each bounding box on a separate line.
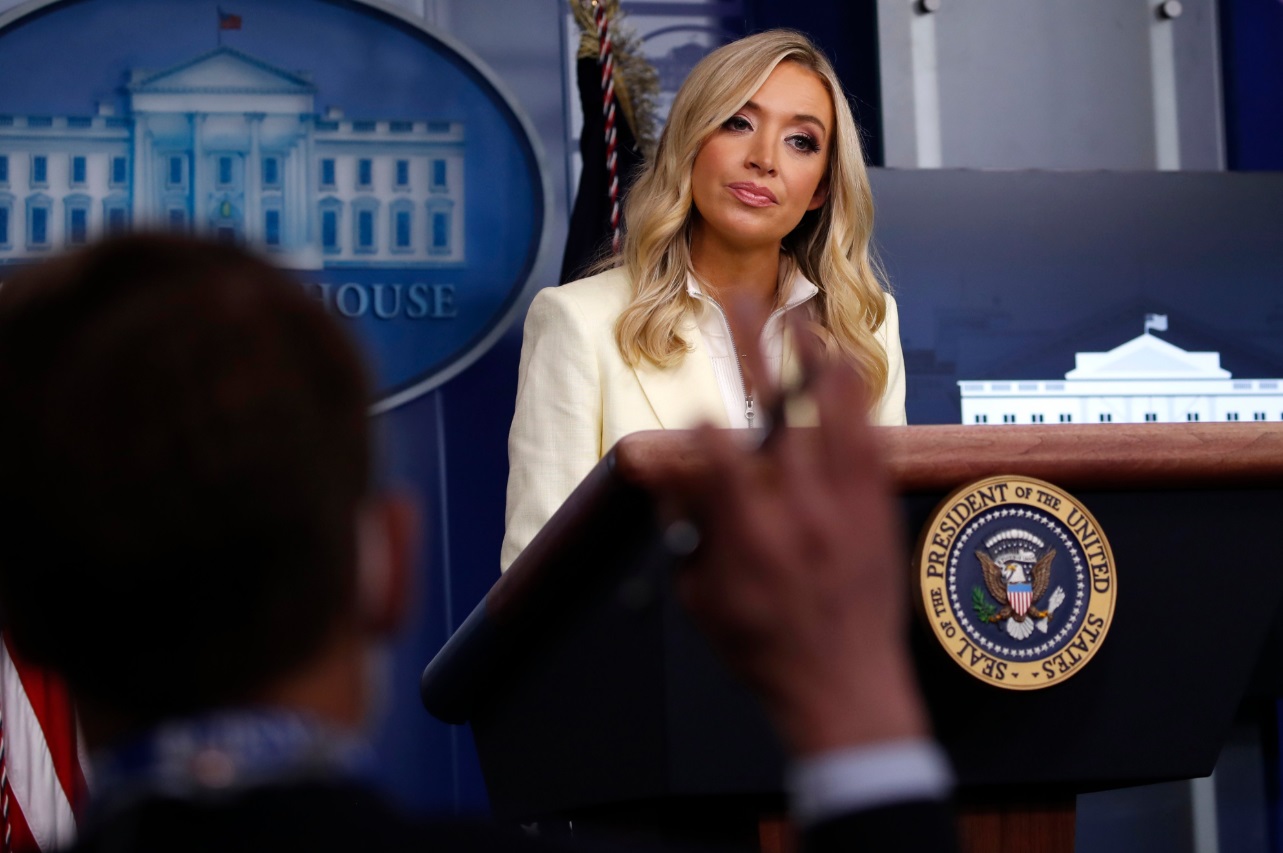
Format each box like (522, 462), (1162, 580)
(0, 46), (465, 269)
(0, 0), (548, 410)
(958, 316), (1283, 426)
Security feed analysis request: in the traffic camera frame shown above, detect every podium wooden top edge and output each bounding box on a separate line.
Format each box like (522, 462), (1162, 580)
(610, 422), (1283, 493)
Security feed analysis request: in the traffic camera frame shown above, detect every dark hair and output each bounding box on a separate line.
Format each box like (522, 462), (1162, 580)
(0, 235), (371, 723)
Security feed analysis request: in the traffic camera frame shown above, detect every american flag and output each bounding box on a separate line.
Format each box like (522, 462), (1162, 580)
(0, 638), (83, 853)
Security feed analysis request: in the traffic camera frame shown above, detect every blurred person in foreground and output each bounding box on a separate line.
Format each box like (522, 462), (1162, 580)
(0, 235), (954, 852)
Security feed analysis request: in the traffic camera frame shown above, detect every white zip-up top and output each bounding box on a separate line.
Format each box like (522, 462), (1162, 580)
(687, 266), (819, 429)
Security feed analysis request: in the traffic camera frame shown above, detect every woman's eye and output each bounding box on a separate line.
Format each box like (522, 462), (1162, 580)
(723, 115), (752, 132)
(787, 134), (821, 153)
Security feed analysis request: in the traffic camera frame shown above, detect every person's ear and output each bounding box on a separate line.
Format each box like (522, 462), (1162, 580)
(807, 174), (830, 211)
(355, 493), (419, 638)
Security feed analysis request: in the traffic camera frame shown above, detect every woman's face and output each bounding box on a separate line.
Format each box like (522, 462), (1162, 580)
(689, 61), (833, 257)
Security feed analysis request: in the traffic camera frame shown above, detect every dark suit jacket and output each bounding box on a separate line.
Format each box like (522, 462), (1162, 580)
(63, 781), (956, 853)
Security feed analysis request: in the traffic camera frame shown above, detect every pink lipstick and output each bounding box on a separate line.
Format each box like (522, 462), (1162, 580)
(727, 182), (777, 207)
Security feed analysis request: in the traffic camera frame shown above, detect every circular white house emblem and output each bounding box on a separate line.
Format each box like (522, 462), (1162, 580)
(0, 0), (549, 411)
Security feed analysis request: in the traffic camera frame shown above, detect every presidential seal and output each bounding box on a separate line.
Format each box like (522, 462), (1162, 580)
(914, 476), (1116, 690)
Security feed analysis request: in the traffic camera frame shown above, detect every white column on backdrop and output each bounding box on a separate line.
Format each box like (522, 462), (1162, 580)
(1190, 773), (1221, 853)
(1149, 0), (1182, 170)
(909, 2), (943, 168)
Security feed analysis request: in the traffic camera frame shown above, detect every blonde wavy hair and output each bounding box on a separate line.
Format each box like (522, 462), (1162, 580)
(611, 29), (889, 403)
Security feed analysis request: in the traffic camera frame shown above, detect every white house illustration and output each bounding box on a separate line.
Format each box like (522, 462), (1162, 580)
(959, 326), (1283, 425)
(0, 47), (464, 268)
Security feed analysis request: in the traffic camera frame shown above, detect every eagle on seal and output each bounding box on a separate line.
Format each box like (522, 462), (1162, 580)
(977, 548), (1056, 623)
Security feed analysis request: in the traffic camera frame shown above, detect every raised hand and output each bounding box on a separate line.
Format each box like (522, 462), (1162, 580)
(662, 305), (930, 757)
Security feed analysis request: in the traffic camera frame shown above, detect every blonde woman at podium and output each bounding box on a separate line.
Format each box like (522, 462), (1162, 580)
(502, 29), (906, 571)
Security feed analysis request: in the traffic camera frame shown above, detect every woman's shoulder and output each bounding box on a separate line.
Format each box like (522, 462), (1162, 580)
(883, 290), (900, 318)
(559, 266), (633, 299)
(532, 267), (634, 318)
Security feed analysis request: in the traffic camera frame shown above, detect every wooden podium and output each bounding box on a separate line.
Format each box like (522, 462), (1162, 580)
(422, 424), (1283, 853)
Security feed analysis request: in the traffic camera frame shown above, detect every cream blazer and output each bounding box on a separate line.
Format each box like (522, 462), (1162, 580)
(500, 267), (906, 571)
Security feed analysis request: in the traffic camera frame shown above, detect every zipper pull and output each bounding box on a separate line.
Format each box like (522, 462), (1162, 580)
(745, 394), (755, 424)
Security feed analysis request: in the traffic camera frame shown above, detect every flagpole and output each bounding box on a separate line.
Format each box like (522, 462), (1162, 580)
(216, 9), (242, 46)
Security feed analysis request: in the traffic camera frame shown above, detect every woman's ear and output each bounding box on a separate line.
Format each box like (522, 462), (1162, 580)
(355, 493), (420, 637)
(807, 175), (830, 211)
